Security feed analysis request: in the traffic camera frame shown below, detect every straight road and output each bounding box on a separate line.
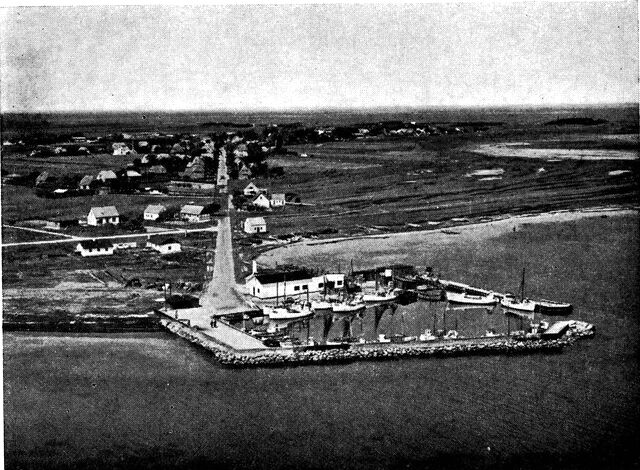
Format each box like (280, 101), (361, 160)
(1, 225), (218, 248)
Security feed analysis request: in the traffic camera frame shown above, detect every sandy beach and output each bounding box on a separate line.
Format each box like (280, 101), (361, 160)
(258, 207), (639, 269)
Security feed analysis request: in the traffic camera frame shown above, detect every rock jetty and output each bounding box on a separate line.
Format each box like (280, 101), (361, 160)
(160, 319), (580, 369)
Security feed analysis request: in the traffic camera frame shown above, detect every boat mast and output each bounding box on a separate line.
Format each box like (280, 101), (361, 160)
(520, 267), (526, 302)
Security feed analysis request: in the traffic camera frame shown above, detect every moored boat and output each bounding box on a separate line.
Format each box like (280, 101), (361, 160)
(264, 306), (314, 321)
(534, 299), (573, 315)
(446, 291), (497, 305)
(362, 291), (398, 303)
(332, 301), (366, 313)
(501, 294), (536, 312)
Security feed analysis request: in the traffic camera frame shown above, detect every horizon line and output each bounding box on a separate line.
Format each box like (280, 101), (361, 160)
(2, 102), (638, 115)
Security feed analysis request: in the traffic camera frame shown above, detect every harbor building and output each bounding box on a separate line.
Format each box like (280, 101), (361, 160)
(245, 263), (345, 299)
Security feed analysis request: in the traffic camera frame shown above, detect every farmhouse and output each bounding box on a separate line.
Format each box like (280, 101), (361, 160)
(270, 193), (285, 207)
(96, 170), (117, 183)
(87, 206), (120, 226)
(252, 193), (271, 209)
(245, 264), (345, 299)
(144, 204), (166, 221)
(180, 204), (211, 223)
(147, 237), (181, 255)
(244, 217), (267, 234)
(76, 240), (115, 257)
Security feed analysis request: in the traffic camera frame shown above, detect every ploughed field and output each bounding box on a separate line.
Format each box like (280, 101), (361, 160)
(242, 134), (638, 236)
(4, 213), (639, 470)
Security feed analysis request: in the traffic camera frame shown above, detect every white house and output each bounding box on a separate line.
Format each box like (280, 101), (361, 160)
(96, 170), (117, 183)
(144, 204), (166, 221)
(245, 265), (345, 300)
(180, 205), (210, 223)
(76, 240), (115, 257)
(270, 193), (285, 208)
(244, 217), (267, 234)
(243, 182), (265, 196)
(147, 237), (181, 255)
(87, 206), (120, 226)
(251, 194), (271, 209)
(112, 143), (135, 156)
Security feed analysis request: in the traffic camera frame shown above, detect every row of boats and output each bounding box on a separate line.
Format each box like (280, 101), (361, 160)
(263, 290), (401, 320)
(441, 271), (573, 314)
(261, 268), (572, 321)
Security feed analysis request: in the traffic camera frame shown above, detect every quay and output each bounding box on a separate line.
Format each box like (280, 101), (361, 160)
(157, 304), (594, 368)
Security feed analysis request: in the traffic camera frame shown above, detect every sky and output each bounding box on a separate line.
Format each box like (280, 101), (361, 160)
(0, 2), (638, 112)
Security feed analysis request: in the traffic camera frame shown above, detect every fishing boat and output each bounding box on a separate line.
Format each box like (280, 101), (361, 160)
(446, 290), (497, 305)
(332, 301), (366, 313)
(501, 267), (536, 312)
(362, 290), (398, 303)
(534, 299), (573, 315)
(311, 299), (333, 311)
(416, 285), (445, 301)
(263, 306), (314, 321)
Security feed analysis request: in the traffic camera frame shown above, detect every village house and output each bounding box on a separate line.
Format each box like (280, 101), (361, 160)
(45, 217), (79, 230)
(79, 175), (94, 190)
(76, 239), (115, 257)
(144, 204), (166, 221)
(180, 204), (211, 223)
(243, 182), (266, 196)
(96, 170), (117, 183)
(146, 237), (181, 255)
(270, 193), (285, 208)
(126, 170), (142, 178)
(238, 166), (252, 180)
(252, 193), (271, 209)
(112, 143), (134, 156)
(244, 216), (267, 234)
(245, 263), (345, 299)
(87, 206), (120, 226)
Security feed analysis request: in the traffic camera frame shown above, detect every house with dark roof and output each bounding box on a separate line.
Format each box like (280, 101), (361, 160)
(244, 264), (345, 299)
(147, 237), (181, 255)
(76, 239), (115, 257)
(87, 206), (120, 226)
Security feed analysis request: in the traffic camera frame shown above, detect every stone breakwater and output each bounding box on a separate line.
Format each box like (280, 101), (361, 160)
(160, 319), (592, 368)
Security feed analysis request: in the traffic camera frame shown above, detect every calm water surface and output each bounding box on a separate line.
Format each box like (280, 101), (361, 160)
(4, 215), (639, 470)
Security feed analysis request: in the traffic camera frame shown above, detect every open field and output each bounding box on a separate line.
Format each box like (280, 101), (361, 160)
(240, 133), (638, 237)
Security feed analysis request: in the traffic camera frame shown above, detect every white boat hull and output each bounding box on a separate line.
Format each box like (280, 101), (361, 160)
(332, 303), (366, 313)
(362, 293), (398, 303)
(446, 291), (497, 305)
(501, 298), (536, 312)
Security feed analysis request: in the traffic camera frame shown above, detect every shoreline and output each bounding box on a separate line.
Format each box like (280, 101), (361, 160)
(257, 205), (639, 267)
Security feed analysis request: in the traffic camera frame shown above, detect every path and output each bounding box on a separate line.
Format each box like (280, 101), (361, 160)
(1, 225), (218, 248)
(2, 224), (77, 239)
